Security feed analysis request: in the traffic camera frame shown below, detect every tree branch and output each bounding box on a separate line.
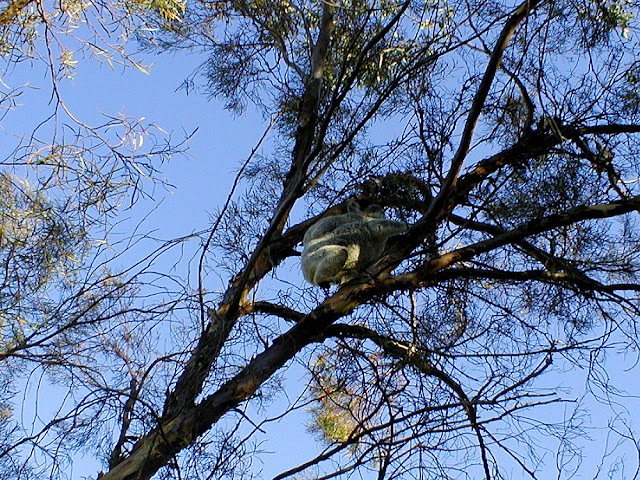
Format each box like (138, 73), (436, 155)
(99, 282), (371, 480)
(0, 0), (33, 25)
(431, 267), (640, 294)
(249, 301), (306, 323)
(383, 196), (640, 291)
(159, 4), (335, 421)
(426, 0), (544, 221)
(323, 323), (493, 479)
(448, 214), (610, 289)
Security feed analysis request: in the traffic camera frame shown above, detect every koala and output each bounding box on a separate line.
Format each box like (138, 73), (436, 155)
(301, 200), (408, 287)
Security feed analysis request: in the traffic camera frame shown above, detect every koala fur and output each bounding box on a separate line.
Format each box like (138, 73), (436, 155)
(301, 200), (408, 287)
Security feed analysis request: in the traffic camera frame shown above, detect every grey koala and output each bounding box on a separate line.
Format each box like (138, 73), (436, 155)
(301, 200), (408, 287)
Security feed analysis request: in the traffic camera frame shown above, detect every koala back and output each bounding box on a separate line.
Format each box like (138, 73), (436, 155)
(301, 202), (408, 286)
(335, 217), (407, 268)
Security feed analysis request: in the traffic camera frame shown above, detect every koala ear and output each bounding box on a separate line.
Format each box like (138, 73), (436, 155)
(347, 199), (361, 213)
(363, 204), (385, 218)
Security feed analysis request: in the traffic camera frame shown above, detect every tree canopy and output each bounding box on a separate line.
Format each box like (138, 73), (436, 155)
(2, 0), (640, 478)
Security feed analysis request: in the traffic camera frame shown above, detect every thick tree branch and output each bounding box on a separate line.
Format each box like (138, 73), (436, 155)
(450, 122), (640, 216)
(159, 4), (335, 421)
(0, 0), (33, 25)
(232, 2), (335, 303)
(99, 282), (371, 480)
(382, 121), (640, 281)
(447, 196), (640, 263)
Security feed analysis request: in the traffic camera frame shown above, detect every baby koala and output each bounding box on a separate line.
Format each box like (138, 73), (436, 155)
(301, 200), (408, 287)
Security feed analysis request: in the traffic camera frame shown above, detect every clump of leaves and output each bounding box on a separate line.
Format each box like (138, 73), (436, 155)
(307, 354), (363, 448)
